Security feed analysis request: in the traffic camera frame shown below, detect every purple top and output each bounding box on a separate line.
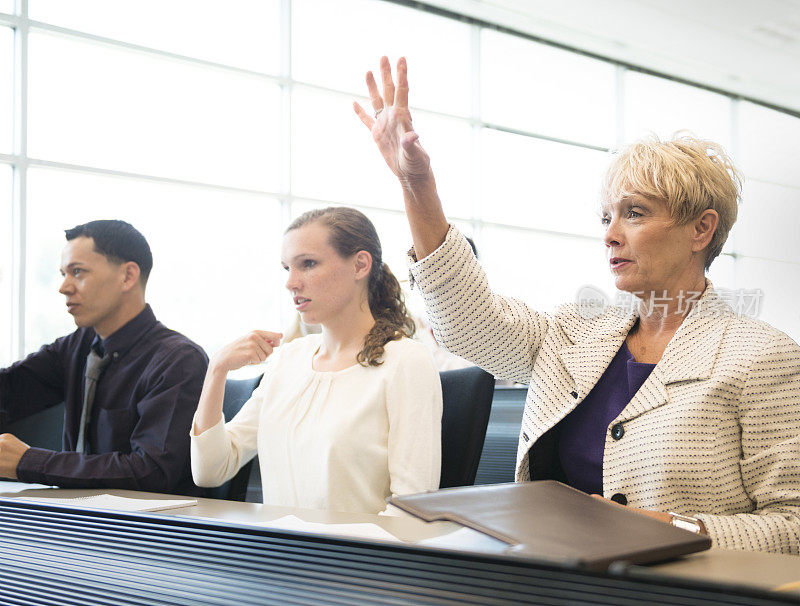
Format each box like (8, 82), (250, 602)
(557, 341), (655, 495)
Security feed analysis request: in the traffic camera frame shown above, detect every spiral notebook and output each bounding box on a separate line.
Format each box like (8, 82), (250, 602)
(390, 480), (711, 571)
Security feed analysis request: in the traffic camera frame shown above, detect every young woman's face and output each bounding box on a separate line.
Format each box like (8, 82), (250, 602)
(281, 223), (366, 326)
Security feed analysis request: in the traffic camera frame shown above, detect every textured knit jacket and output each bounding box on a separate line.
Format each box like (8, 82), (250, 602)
(409, 226), (800, 554)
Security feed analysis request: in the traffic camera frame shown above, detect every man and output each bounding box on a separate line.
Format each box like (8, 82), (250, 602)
(0, 220), (208, 495)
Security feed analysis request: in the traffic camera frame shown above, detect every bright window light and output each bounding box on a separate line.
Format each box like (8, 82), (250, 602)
(479, 128), (609, 237)
(28, 31), (282, 190)
(738, 102), (800, 189)
(25, 167), (284, 358)
(623, 71), (732, 150)
(291, 86), (399, 209)
(292, 0), (472, 117)
(0, 27), (13, 154)
(0, 164), (11, 365)
(481, 29), (617, 148)
(480, 225), (615, 313)
(28, 0), (282, 73)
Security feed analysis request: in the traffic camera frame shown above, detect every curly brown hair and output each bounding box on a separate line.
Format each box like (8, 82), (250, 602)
(285, 207), (415, 366)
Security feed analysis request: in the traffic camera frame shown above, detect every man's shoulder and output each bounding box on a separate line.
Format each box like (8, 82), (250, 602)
(37, 326), (95, 357)
(137, 322), (208, 365)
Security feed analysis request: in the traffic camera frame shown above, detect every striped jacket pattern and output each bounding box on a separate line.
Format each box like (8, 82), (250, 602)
(409, 225), (800, 554)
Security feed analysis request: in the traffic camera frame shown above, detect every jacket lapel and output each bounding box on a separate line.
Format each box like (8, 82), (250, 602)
(557, 309), (638, 402)
(616, 285), (732, 422)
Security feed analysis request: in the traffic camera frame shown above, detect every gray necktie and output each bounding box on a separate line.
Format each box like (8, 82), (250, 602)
(76, 348), (112, 454)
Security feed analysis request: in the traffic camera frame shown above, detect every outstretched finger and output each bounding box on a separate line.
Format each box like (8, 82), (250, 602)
(396, 57), (409, 108)
(380, 56), (395, 107)
(365, 71), (383, 112)
(353, 101), (374, 129)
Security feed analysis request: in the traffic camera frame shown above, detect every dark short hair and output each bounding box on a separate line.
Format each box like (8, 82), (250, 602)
(65, 220), (153, 284)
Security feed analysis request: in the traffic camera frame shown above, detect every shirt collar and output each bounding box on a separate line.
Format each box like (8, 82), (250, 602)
(97, 304), (158, 362)
(90, 335), (106, 358)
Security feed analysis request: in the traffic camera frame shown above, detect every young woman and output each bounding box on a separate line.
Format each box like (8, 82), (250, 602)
(190, 207), (442, 514)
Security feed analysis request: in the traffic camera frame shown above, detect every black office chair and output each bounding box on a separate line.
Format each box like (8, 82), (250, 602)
(439, 366), (495, 489)
(204, 374), (263, 502)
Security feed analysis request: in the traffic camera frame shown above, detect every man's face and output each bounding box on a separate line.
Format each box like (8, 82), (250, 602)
(59, 236), (128, 336)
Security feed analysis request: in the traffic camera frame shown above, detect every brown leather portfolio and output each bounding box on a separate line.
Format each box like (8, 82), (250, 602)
(390, 480), (711, 571)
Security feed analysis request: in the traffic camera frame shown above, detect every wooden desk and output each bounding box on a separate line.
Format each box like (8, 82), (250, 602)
(1, 482), (797, 605)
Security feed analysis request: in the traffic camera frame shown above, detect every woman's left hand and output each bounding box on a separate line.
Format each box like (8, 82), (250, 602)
(591, 494), (707, 533)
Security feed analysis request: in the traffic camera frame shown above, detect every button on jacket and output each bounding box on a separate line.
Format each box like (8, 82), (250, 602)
(0, 305), (208, 496)
(409, 225), (800, 554)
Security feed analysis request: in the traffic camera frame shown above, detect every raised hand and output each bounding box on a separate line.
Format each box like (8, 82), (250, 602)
(354, 56), (448, 257)
(210, 330), (283, 374)
(354, 56), (432, 188)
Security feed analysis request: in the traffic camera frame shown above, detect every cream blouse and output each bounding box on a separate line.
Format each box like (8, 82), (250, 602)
(190, 334), (442, 514)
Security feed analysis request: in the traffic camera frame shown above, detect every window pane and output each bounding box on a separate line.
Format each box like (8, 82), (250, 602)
(0, 27), (12, 154)
(738, 102), (800, 189)
(29, 0), (281, 74)
(411, 113), (474, 220)
(480, 226), (616, 314)
(706, 254), (735, 291)
(0, 164), (11, 365)
(291, 86), (398, 209)
(479, 129), (608, 237)
(736, 180), (800, 264)
(736, 257), (800, 344)
(481, 30), (617, 148)
(292, 0), (472, 117)
(623, 72), (732, 149)
(28, 31), (281, 190)
(25, 167), (284, 358)
(291, 86), (474, 217)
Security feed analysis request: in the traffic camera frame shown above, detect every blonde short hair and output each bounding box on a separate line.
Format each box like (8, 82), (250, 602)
(600, 134), (743, 270)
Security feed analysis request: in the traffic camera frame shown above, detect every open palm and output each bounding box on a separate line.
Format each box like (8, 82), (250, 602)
(354, 57), (431, 187)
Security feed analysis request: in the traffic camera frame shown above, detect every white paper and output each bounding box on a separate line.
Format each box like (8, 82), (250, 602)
(11, 493), (197, 512)
(255, 514), (402, 542)
(416, 525), (510, 549)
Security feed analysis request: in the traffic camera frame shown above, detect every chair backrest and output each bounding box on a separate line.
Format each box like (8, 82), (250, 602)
(439, 366), (495, 489)
(203, 374), (263, 502)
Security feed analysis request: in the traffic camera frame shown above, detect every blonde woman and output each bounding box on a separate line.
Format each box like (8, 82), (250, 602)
(354, 56), (800, 552)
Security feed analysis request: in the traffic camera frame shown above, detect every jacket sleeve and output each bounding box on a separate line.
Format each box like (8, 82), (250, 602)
(409, 225), (550, 384)
(0, 336), (75, 431)
(16, 344), (208, 493)
(696, 332), (800, 553)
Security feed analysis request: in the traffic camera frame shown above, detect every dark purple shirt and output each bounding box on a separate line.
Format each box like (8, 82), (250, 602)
(557, 341), (655, 495)
(0, 305), (208, 496)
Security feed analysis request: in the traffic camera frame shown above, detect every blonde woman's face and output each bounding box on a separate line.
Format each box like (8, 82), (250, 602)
(601, 195), (698, 295)
(280, 223), (362, 326)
